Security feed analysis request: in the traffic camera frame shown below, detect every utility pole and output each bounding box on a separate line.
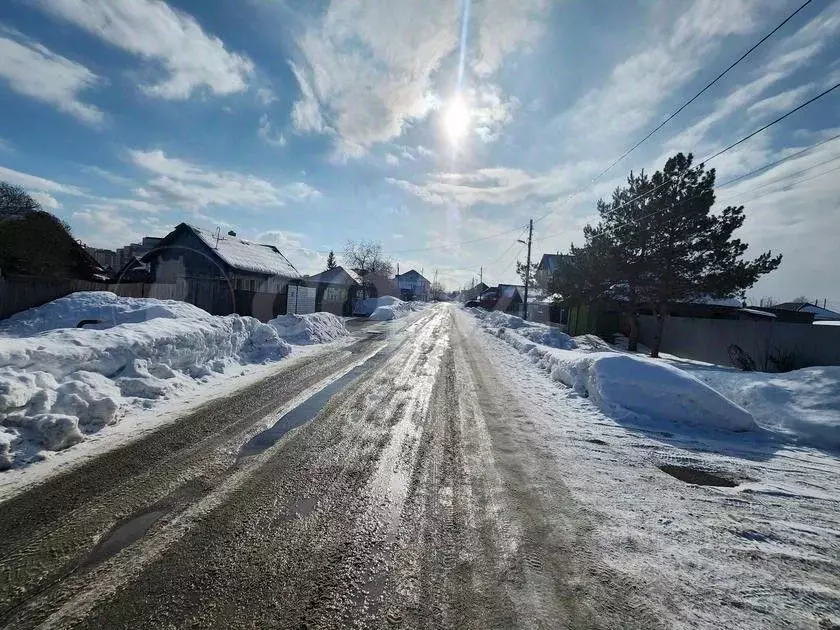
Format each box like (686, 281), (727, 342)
(479, 266), (483, 285)
(518, 219), (533, 320)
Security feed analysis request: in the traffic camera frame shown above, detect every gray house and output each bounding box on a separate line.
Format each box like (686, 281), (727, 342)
(144, 223), (307, 319)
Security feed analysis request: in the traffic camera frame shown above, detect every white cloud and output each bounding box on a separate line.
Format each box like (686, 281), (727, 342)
(128, 149), (319, 209)
(288, 0), (546, 156)
(82, 165), (133, 186)
(256, 229), (326, 274)
(471, 0), (548, 76)
(556, 0), (762, 151)
(35, 0), (253, 99)
(0, 165), (84, 195)
(72, 209), (141, 248)
(385, 153), (400, 166)
(0, 138), (12, 153)
(469, 84), (518, 142)
(0, 31), (103, 125)
(257, 114), (287, 148)
(747, 83), (817, 118)
(388, 161), (598, 208)
(30, 191), (61, 210)
(256, 86), (277, 106)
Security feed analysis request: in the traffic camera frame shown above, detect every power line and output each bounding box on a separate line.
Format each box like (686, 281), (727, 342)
(534, 0), (815, 226)
(704, 82), (840, 163)
(555, 82), (840, 228)
(589, 0), (815, 183)
(537, 139), (840, 244)
(717, 131), (840, 189)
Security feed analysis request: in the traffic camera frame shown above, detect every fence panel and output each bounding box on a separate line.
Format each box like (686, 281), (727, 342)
(638, 315), (840, 368)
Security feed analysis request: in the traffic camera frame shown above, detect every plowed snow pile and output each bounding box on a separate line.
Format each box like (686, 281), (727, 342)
(477, 312), (756, 432)
(268, 312), (349, 344)
(0, 293), (349, 469)
(356, 296), (427, 321)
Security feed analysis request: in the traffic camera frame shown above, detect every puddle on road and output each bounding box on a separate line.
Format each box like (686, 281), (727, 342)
(83, 509), (168, 567)
(658, 464), (738, 487)
(237, 353), (384, 461)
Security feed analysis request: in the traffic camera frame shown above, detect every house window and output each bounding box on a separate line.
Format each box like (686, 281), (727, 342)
(324, 286), (344, 302)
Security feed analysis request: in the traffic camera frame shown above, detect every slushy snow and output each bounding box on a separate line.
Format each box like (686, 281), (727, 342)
(0, 293), (350, 469)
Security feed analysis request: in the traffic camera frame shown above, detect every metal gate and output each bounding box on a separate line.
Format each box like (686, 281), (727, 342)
(286, 285), (316, 314)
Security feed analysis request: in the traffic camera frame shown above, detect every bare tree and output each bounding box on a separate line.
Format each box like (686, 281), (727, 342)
(342, 239), (394, 277)
(430, 281), (445, 301)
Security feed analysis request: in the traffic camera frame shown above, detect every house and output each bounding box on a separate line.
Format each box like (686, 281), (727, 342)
(144, 223), (308, 319)
(306, 266), (362, 316)
(395, 269), (430, 301)
(773, 301), (840, 322)
(535, 253), (573, 289)
(113, 255), (152, 283)
(479, 284), (525, 314)
(462, 282), (488, 302)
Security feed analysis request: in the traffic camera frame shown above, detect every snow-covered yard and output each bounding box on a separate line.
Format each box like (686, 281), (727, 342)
(466, 307), (840, 628)
(0, 292), (350, 471)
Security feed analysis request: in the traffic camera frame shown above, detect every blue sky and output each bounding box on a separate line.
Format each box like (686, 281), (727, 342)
(0, 0), (838, 305)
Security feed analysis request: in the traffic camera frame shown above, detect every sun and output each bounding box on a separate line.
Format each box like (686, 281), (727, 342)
(443, 95), (470, 143)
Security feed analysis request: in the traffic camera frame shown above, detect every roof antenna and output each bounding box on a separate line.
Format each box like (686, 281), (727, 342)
(214, 226), (221, 249)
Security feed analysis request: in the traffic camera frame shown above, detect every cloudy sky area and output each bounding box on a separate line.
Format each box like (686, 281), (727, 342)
(0, 0), (838, 304)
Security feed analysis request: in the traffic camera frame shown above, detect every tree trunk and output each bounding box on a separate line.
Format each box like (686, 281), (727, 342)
(650, 303), (667, 358)
(627, 310), (640, 352)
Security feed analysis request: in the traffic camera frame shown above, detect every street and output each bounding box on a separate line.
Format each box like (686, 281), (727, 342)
(0, 305), (657, 629)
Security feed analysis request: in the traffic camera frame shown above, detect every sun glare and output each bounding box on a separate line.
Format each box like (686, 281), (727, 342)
(443, 96), (469, 143)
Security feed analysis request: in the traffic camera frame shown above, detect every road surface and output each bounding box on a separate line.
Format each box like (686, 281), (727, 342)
(0, 305), (657, 629)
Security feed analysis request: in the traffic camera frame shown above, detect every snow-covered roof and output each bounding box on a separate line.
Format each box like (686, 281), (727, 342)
(775, 302), (840, 321)
(188, 225), (301, 278)
(396, 269), (429, 283)
(738, 307), (776, 319)
(307, 266), (362, 286)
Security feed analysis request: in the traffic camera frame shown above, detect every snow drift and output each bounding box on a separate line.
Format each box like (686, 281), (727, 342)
(356, 296), (426, 321)
(479, 313), (757, 432)
(0, 291), (210, 336)
(679, 364), (840, 450)
(0, 293), (350, 469)
(268, 312), (349, 344)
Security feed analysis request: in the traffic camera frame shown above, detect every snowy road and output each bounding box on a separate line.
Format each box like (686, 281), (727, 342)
(3, 303), (837, 628)
(0, 304), (659, 628)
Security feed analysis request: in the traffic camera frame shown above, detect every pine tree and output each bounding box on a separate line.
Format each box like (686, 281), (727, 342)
(326, 250), (336, 269)
(569, 153), (782, 357)
(515, 260), (539, 290)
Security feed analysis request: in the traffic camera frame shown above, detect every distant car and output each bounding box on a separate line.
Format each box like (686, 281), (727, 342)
(464, 299), (480, 308)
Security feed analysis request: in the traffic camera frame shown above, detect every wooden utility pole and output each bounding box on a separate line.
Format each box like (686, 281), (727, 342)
(522, 219), (533, 320)
(479, 266), (483, 284)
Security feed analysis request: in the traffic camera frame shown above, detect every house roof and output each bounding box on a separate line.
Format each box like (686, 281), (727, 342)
(774, 302), (840, 321)
(537, 253), (571, 272)
(396, 269), (429, 283)
(307, 266), (362, 286)
(498, 283), (525, 300)
(171, 224), (301, 278)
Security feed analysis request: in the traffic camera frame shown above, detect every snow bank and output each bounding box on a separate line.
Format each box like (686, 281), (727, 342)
(267, 312), (349, 344)
(0, 292), (209, 336)
(356, 296), (426, 321)
(476, 312), (756, 432)
(0, 293), (351, 469)
(679, 365), (840, 449)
